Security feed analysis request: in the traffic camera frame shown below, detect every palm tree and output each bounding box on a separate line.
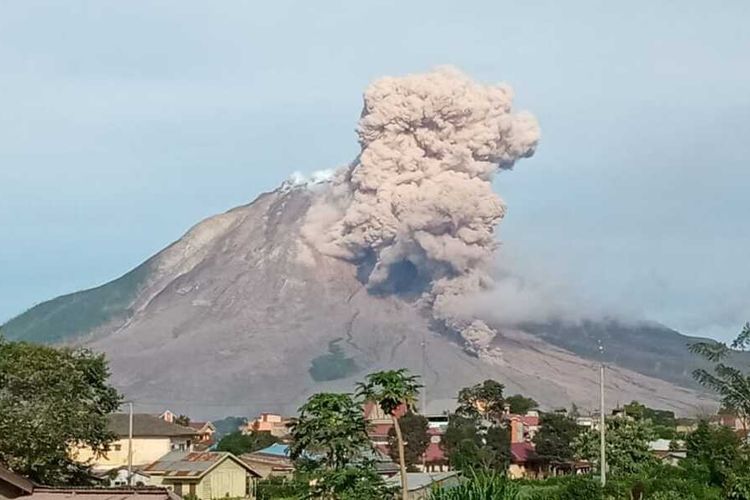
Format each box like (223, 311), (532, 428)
(357, 369), (422, 500)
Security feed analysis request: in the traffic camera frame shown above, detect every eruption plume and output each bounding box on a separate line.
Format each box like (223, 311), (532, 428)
(303, 67), (540, 357)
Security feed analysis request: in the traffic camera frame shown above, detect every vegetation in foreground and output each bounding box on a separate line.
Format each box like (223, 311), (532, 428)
(0, 336), (122, 484)
(4, 322), (750, 499)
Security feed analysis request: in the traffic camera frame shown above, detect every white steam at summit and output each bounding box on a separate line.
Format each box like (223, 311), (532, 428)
(302, 67), (540, 358)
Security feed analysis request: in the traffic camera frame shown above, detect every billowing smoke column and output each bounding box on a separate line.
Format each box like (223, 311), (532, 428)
(303, 67), (540, 359)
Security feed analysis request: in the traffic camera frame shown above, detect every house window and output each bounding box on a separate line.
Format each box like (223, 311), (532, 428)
(114, 444), (122, 451)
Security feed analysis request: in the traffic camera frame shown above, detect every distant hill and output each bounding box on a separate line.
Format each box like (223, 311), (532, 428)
(3, 261), (152, 345)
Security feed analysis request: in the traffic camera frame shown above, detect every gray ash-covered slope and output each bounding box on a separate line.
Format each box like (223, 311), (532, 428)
(2, 184), (716, 417)
(2, 67), (725, 417)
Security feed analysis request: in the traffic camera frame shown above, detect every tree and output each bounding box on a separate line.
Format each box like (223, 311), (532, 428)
(211, 416), (248, 440)
(505, 394), (538, 415)
(0, 337), (121, 485)
(574, 415), (656, 476)
(216, 430), (278, 455)
(456, 379), (506, 421)
(444, 381), (511, 472)
(174, 414), (191, 427)
(533, 412), (580, 464)
(682, 420), (743, 488)
(387, 411), (429, 471)
(304, 465), (396, 500)
(623, 401), (677, 439)
(690, 322), (750, 433)
(357, 369), (422, 500)
(288, 393), (371, 469)
(441, 413), (510, 472)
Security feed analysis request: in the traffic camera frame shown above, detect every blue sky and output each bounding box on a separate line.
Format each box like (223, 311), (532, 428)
(0, 1), (748, 340)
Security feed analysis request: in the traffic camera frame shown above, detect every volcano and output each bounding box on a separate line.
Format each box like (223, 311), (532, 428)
(2, 183), (716, 417)
(2, 69), (719, 417)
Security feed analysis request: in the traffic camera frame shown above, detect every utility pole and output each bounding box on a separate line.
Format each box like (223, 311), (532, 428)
(127, 401), (134, 487)
(421, 331), (427, 469)
(598, 341), (606, 487)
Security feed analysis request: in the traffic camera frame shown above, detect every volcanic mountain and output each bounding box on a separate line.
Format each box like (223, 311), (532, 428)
(2, 69), (721, 417)
(2, 181), (717, 417)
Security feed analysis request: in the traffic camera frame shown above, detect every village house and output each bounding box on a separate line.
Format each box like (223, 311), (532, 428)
(95, 466), (152, 487)
(363, 401), (408, 454)
(158, 411), (216, 450)
(241, 443), (398, 480)
(507, 409), (541, 443)
(0, 464), (177, 500)
(73, 413), (197, 473)
(240, 444), (295, 479)
(159, 410), (178, 424)
(508, 442), (543, 479)
(243, 413), (292, 438)
(423, 427), (449, 472)
(187, 422), (217, 450)
(717, 412), (749, 434)
(422, 415), (450, 472)
(649, 439), (687, 466)
(144, 451), (260, 500)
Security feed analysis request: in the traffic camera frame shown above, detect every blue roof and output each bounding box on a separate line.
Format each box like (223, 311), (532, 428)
(256, 443), (290, 457)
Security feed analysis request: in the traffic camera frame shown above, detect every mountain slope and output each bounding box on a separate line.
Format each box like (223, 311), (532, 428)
(2, 185), (718, 417)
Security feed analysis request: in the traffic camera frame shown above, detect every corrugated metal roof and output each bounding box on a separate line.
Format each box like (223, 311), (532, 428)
(386, 472), (459, 491)
(144, 451), (260, 478)
(26, 487), (178, 500)
(253, 443), (290, 458)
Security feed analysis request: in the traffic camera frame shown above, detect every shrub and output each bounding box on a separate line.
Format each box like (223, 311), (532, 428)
(428, 470), (520, 500)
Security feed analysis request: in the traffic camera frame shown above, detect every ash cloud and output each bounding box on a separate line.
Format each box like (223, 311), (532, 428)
(303, 67), (540, 357)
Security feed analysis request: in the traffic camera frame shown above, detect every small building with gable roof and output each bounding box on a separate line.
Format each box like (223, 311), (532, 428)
(144, 451), (260, 500)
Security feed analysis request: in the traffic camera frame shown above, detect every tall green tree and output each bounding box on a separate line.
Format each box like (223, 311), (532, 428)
(387, 411), (429, 471)
(682, 420), (743, 488)
(287, 393), (371, 470)
(574, 416), (656, 476)
(0, 337), (121, 485)
(623, 401), (676, 438)
(216, 430), (278, 455)
(174, 414), (191, 427)
(441, 413), (510, 472)
(456, 379), (506, 421)
(357, 369), (422, 500)
(505, 394), (538, 415)
(533, 412), (580, 464)
(690, 322), (750, 433)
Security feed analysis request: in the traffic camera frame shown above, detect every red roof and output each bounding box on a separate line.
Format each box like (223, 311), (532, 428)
(510, 442), (537, 464)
